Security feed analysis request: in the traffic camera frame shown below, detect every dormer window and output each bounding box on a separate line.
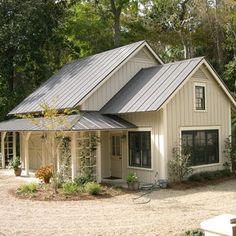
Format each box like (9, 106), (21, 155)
(195, 83), (206, 111)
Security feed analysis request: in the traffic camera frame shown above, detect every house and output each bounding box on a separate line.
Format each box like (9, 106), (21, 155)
(0, 40), (235, 183)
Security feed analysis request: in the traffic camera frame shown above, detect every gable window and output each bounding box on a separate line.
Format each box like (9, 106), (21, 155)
(128, 131), (151, 168)
(182, 130), (219, 166)
(195, 85), (206, 110)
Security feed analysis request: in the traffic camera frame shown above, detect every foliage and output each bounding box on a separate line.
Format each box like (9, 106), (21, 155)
(62, 181), (81, 195)
(8, 157), (21, 170)
(74, 175), (93, 186)
(188, 169), (232, 182)
(16, 182), (38, 195)
(178, 230), (204, 236)
(224, 136), (236, 172)
(84, 182), (102, 195)
(126, 172), (139, 183)
(35, 165), (53, 183)
(168, 146), (193, 182)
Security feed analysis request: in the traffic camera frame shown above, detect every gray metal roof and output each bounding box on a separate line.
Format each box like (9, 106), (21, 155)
(0, 112), (136, 131)
(9, 41), (157, 115)
(101, 57), (204, 114)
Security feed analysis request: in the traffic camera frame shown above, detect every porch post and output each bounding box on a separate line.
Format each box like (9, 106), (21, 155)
(13, 132), (16, 160)
(1, 132), (6, 168)
(96, 131), (102, 183)
(71, 132), (77, 180)
(24, 132), (31, 176)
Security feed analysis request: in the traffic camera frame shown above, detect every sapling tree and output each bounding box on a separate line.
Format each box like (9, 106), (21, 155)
(18, 99), (79, 193)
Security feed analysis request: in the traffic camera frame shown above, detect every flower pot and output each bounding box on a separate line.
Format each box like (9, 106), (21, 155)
(127, 181), (139, 191)
(43, 177), (50, 184)
(14, 168), (22, 176)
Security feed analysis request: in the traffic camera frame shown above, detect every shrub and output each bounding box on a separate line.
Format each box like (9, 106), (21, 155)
(74, 175), (93, 186)
(16, 182), (38, 195)
(188, 169), (232, 182)
(62, 181), (79, 195)
(179, 230), (204, 236)
(224, 136), (236, 172)
(84, 182), (102, 195)
(168, 147), (193, 182)
(35, 165), (53, 183)
(126, 172), (138, 183)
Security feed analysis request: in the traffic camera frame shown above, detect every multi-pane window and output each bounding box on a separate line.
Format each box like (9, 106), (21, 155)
(195, 86), (205, 110)
(182, 130), (219, 166)
(128, 131), (151, 168)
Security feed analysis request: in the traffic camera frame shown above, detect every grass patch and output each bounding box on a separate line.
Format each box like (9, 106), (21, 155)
(84, 182), (102, 195)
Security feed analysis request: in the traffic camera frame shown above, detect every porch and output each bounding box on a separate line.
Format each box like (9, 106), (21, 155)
(0, 112), (136, 182)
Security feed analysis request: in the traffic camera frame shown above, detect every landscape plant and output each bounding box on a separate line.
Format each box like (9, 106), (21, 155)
(62, 181), (80, 195)
(16, 182), (38, 195)
(224, 136), (236, 173)
(126, 172), (138, 183)
(84, 182), (102, 195)
(168, 146), (193, 182)
(9, 157), (21, 170)
(35, 165), (53, 184)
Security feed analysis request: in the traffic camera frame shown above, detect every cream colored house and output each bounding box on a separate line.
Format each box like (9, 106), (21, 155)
(0, 41), (235, 183)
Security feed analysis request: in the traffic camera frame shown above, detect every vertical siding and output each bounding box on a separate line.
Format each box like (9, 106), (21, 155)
(118, 111), (164, 183)
(81, 49), (158, 111)
(166, 67), (231, 173)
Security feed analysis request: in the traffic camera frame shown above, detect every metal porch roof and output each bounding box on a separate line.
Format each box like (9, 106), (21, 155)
(101, 57), (204, 114)
(9, 41), (160, 115)
(0, 112), (136, 132)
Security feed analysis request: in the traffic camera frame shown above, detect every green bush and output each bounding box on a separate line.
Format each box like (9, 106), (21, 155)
(179, 230), (204, 236)
(74, 175), (93, 186)
(168, 147), (193, 182)
(84, 182), (102, 195)
(188, 169), (232, 182)
(126, 172), (138, 183)
(16, 182), (38, 195)
(62, 181), (79, 195)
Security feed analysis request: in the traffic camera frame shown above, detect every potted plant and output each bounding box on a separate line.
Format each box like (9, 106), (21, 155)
(9, 157), (22, 176)
(127, 172), (139, 190)
(35, 165), (53, 184)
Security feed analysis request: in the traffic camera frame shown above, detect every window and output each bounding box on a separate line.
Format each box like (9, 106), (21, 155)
(182, 130), (219, 166)
(195, 85), (205, 110)
(128, 131), (151, 168)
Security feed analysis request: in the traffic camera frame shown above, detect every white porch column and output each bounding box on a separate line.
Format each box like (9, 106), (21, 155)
(71, 132), (77, 180)
(96, 131), (102, 183)
(24, 132), (31, 176)
(13, 132), (16, 160)
(1, 132), (6, 168)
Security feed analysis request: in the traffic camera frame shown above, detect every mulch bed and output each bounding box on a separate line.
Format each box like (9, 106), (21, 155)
(169, 175), (236, 190)
(9, 186), (127, 201)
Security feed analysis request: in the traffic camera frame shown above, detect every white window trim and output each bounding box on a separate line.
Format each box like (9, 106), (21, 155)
(179, 126), (221, 167)
(194, 82), (207, 112)
(127, 127), (153, 171)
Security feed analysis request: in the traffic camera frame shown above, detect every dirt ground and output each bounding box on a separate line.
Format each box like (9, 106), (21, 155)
(1, 169), (236, 236)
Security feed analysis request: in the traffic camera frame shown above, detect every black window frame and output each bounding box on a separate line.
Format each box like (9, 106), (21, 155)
(128, 131), (151, 169)
(182, 129), (219, 166)
(195, 85), (206, 110)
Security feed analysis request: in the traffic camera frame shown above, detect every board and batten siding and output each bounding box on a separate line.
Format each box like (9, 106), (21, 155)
(118, 110), (166, 183)
(81, 49), (158, 111)
(166, 66), (231, 173)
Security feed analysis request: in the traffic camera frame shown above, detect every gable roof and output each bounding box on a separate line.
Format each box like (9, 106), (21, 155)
(101, 57), (236, 114)
(9, 41), (163, 115)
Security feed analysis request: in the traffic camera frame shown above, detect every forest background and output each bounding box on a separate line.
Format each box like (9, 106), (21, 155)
(0, 0), (236, 122)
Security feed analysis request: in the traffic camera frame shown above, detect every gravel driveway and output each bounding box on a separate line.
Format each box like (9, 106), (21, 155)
(1, 169), (236, 236)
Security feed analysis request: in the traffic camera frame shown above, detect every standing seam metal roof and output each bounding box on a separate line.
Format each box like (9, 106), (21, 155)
(0, 112), (136, 131)
(9, 41), (150, 115)
(100, 57), (204, 114)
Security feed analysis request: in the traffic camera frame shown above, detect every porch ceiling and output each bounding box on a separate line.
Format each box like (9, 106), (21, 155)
(0, 111), (136, 132)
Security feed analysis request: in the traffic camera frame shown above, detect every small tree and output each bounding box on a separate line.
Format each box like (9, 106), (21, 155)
(19, 99), (78, 193)
(168, 146), (193, 182)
